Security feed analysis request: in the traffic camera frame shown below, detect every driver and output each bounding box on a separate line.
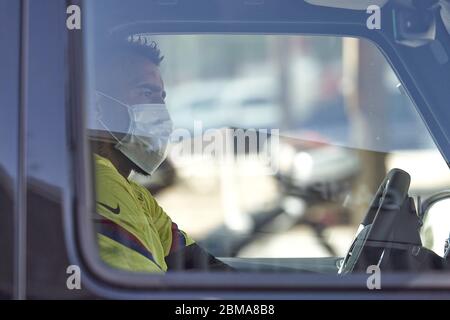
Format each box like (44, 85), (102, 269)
(87, 37), (233, 273)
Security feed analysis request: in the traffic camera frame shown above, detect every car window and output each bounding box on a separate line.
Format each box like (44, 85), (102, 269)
(81, 6), (450, 279)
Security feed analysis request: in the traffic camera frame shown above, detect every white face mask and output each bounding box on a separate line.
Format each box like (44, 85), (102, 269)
(92, 91), (173, 175)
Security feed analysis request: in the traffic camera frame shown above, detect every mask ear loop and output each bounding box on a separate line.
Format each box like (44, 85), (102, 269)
(95, 90), (133, 144)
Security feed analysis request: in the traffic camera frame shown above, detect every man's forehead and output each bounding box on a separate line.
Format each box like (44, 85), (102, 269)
(125, 55), (163, 87)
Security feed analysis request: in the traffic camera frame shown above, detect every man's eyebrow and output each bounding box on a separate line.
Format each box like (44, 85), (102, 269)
(134, 83), (163, 92)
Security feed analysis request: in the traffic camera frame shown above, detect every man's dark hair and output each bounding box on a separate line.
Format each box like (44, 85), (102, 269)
(99, 35), (163, 65)
(122, 36), (164, 65)
(96, 36), (164, 89)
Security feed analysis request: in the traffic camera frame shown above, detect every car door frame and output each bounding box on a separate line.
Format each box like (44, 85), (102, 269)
(64, 0), (450, 299)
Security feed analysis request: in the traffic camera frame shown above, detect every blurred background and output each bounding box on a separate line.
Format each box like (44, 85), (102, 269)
(127, 35), (450, 259)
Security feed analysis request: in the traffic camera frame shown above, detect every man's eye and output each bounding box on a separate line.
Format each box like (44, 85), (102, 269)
(139, 89), (153, 97)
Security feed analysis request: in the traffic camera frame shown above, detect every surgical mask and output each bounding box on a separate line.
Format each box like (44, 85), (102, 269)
(91, 90), (173, 175)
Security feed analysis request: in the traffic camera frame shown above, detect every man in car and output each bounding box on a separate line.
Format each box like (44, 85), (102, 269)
(88, 37), (233, 273)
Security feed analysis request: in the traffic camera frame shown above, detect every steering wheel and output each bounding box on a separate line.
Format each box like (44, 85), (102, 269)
(339, 168), (412, 274)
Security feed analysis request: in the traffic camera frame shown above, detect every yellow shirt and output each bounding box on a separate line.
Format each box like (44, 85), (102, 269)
(94, 154), (194, 273)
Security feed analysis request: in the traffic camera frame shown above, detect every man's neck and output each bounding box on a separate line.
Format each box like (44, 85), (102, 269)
(108, 151), (132, 179)
(92, 142), (132, 179)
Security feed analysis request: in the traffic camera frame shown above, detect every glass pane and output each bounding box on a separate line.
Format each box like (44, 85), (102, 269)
(83, 6), (450, 276)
